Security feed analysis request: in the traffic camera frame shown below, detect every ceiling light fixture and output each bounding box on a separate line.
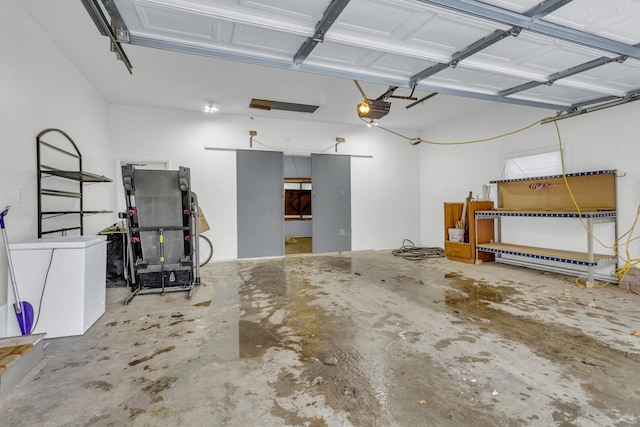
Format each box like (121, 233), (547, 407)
(357, 100), (370, 116)
(356, 98), (390, 120)
(354, 81), (391, 120)
(204, 103), (219, 113)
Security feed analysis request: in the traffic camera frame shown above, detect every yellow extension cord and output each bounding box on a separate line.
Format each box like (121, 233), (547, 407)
(404, 116), (640, 287)
(551, 121), (639, 287)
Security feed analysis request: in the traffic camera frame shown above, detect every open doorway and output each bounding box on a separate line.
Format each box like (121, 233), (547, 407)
(284, 155), (312, 255)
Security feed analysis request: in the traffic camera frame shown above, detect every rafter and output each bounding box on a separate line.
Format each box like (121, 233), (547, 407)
(293, 0), (351, 64)
(416, 0), (640, 60)
(410, 0), (573, 86)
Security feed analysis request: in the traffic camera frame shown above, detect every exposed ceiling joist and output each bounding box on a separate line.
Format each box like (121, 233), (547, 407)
(411, 0), (569, 87)
(410, 28), (515, 86)
(524, 0), (574, 20)
(101, 0), (128, 41)
(417, 0), (640, 60)
(131, 32), (575, 113)
(542, 89), (640, 124)
(498, 56), (620, 97)
(572, 95), (619, 110)
(409, 0), (629, 110)
(80, 0), (640, 121)
(293, 0), (351, 64)
(411, 81), (571, 111)
(499, 36), (640, 100)
(123, 28), (570, 112)
(80, 0), (132, 73)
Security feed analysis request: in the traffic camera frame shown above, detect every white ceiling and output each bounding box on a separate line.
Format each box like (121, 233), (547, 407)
(18, 0), (640, 131)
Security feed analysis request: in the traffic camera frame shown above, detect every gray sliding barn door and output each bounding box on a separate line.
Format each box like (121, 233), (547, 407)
(311, 154), (351, 253)
(236, 150), (284, 258)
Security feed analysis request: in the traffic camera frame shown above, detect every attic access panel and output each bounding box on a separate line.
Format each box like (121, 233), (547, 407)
(94, 0), (640, 114)
(249, 98), (319, 113)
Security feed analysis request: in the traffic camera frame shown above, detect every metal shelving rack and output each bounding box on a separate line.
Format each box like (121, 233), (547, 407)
(37, 128), (112, 237)
(475, 170), (618, 285)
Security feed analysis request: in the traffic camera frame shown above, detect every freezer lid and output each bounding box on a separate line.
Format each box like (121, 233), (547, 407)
(9, 235), (107, 250)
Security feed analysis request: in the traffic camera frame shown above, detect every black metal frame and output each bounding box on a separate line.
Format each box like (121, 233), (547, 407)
(37, 128), (112, 237)
(121, 165), (199, 304)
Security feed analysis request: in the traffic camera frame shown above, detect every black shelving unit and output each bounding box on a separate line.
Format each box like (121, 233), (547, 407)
(37, 128), (112, 237)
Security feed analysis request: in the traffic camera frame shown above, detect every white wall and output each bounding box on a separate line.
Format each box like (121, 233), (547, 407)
(0, 1), (113, 322)
(419, 101), (640, 264)
(107, 105), (422, 260)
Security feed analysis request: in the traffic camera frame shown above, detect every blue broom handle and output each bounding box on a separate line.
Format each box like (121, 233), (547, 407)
(0, 206), (8, 228)
(1, 206), (23, 312)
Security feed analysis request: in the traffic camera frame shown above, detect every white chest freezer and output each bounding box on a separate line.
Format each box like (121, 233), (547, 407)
(5, 235), (107, 338)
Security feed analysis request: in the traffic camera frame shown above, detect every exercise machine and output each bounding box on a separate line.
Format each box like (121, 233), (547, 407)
(120, 165), (201, 304)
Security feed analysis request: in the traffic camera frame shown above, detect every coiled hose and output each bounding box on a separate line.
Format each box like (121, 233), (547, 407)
(392, 239), (445, 261)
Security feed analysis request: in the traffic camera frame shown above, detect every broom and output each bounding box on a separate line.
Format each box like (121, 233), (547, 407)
(1, 206), (34, 335)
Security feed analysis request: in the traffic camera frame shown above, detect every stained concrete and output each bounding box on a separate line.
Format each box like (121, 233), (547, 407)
(1, 250), (640, 426)
(285, 237), (312, 255)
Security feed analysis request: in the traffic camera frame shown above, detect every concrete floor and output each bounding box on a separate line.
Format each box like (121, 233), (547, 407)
(1, 251), (640, 426)
(285, 237), (312, 255)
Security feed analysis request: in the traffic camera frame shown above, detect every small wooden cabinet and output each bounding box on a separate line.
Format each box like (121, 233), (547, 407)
(444, 200), (494, 264)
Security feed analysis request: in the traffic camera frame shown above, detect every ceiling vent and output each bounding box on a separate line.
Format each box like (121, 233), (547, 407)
(249, 98), (319, 113)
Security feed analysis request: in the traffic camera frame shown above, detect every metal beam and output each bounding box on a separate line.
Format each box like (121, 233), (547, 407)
(416, 0), (640, 60)
(542, 90), (640, 124)
(293, 0), (351, 64)
(80, 0), (133, 73)
(539, 55), (617, 82)
(376, 86), (399, 101)
(102, 0), (130, 42)
(571, 95), (619, 110)
(130, 34), (571, 112)
(406, 93), (438, 109)
(499, 38), (637, 98)
(411, 83), (570, 111)
(577, 89), (639, 112)
(498, 56), (617, 97)
(498, 81), (544, 97)
(525, 0), (573, 19)
(410, 0), (569, 86)
(411, 29), (513, 85)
